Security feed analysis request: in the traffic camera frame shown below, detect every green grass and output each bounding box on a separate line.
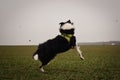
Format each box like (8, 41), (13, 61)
(0, 45), (120, 80)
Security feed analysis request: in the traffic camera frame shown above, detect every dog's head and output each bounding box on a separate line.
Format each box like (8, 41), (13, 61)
(59, 20), (75, 34)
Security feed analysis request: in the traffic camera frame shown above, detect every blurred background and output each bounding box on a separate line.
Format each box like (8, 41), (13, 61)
(0, 0), (120, 45)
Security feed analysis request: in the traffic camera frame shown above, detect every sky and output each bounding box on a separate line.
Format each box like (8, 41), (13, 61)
(0, 0), (120, 45)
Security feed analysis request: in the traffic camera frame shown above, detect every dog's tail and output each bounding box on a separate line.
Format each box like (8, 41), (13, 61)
(33, 53), (39, 60)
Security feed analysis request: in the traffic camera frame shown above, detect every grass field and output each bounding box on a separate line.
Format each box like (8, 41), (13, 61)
(0, 45), (120, 80)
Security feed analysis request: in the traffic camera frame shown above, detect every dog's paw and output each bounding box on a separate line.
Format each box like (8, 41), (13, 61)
(40, 67), (45, 72)
(80, 56), (84, 60)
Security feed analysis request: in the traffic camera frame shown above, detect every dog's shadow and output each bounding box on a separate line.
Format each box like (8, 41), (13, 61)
(35, 67), (82, 74)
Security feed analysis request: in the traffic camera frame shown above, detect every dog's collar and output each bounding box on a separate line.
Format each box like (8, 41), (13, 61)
(60, 34), (73, 42)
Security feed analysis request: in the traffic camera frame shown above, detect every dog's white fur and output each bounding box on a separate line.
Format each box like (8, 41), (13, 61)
(76, 44), (84, 60)
(40, 67), (45, 72)
(33, 54), (38, 60)
(61, 23), (75, 30)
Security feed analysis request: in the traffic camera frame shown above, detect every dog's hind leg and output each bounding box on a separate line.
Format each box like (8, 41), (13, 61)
(39, 56), (54, 72)
(39, 65), (45, 72)
(39, 61), (48, 72)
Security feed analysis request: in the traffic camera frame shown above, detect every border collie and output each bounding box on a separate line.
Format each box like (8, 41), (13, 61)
(33, 20), (84, 72)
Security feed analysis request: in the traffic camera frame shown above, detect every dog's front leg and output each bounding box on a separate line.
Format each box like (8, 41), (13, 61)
(75, 44), (84, 60)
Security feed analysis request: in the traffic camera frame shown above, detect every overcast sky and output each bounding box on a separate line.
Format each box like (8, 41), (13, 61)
(0, 0), (120, 45)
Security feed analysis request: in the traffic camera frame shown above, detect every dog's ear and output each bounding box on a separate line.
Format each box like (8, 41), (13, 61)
(59, 22), (65, 26)
(67, 20), (74, 25)
(67, 20), (71, 23)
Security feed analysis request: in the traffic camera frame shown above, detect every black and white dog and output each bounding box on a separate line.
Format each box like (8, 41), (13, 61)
(33, 20), (84, 72)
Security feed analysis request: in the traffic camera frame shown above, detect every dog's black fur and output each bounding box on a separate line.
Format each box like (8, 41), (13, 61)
(33, 35), (76, 67)
(33, 20), (76, 69)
